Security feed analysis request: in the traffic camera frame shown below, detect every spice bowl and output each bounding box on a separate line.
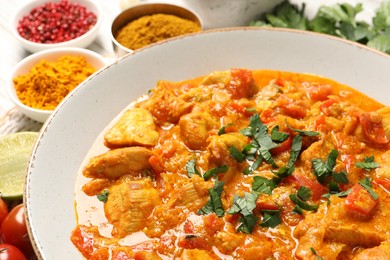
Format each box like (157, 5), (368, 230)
(10, 0), (102, 53)
(111, 3), (203, 57)
(7, 47), (107, 123)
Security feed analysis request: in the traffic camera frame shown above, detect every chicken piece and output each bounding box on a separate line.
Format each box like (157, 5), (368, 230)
(375, 150), (390, 179)
(295, 195), (390, 259)
(82, 178), (112, 196)
(140, 81), (193, 124)
(207, 132), (249, 166)
(200, 70), (230, 87)
(104, 108), (159, 149)
(105, 179), (160, 238)
(83, 147), (153, 179)
(180, 249), (216, 260)
(354, 241), (390, 260)
(179, 111), (218, 150)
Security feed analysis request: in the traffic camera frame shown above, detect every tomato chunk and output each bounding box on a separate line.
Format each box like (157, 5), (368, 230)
(226, 68), (256, 99)
(345, 183), (378, 219)
(359, 112), (389, 144)
(306, 84), (332, 101)
(283, 173), (327, 201)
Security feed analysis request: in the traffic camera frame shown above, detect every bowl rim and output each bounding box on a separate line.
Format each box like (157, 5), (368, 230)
(10, 0), (102, 49)
(110, 2), (204, 54)
(7, 46), (107, 117)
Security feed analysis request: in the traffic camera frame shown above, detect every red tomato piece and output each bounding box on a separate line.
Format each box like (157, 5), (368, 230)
(0, 198), (8, 227)
(0, 204), (33, 257)
(0, 244), (27, 260)
(148, 155), (165, 175)
(226, 68), (255, 99)
(177, 235), (210, 250)
(359, 112), (389, 144)
(203, 213), (224, 235)
(70, 226), (96, 259)
(284, 173), (327, 201)
(260, 109), (277, 124)
(307, 84), (332, 101)
(319, 99), (337, 116)
(271, 135), (292, 155)
(345, 183), (378, 219)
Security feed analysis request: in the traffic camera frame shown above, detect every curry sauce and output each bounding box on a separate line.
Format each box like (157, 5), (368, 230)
(71, 69), (390, 259)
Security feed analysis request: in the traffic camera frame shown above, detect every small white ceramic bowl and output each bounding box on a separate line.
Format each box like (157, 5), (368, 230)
(111, 3), (203, 57)
(10, 0), (102, 53)
(7, 47), (107, 123)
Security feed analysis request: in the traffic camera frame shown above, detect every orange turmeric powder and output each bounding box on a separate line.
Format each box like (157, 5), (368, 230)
(115, 13), (201, 50)
(13, 55), (96, 110)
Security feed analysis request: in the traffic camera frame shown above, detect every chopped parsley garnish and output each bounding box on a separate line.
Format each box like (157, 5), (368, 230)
(286, 122), (320, 136)
(218, 123), (233, 135)
(271, 126), (290, 143)
(203, 165), (229, 180)
(355, 156), (380, 171)
(310, 247), (324, 260)
(312, 149), (338, 184)
(186, 159), (201, 178)
(322, 189), (351, 199)
(97, 190), (109, 203)
(228, 192), (259, 234)
(198, 180), (225, 217)
(260, 209), (281, 228)
(332, 171), (349, 184)
(252, 176), (278, 195)
(229, 146), (245, 162)
(359, 177), (378, 200)
(290, 186), (318, 213)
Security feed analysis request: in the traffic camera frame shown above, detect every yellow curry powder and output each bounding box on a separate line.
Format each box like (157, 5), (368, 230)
(115, 13), (201, 50)
(13, 55), (96, 110)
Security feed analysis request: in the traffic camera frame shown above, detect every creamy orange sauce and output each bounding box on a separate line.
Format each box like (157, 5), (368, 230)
(72, 69), (390, 259)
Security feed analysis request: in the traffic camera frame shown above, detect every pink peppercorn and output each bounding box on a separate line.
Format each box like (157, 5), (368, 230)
(17, 0), (97, 44)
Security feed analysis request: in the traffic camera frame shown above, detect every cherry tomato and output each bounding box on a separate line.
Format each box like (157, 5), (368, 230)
(0, 244), (26, 260)
(0, 198), (8, 227)
(0, 204), (34, 257)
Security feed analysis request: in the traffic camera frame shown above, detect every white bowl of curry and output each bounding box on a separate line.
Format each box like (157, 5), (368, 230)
(25, 28), (390, 259)
(7, 47), (107, 123)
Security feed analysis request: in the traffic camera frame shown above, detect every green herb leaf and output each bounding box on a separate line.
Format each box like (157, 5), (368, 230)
(332, 171), (349, 184)
(286, 123), (319, 136)
(203, 165), (229, 180)
(218, 123), (233, 135)
(290, 194), (318, 211)
(322, 189), (351, 199)
(97, 190), (109, 203)
(186, 159), (201, 178)
(244, 156), (263, 175)
(271, 126), (289, 143)
(372, 2), (390, 31)
(263, 1), (308, 30)
(287, 135), (302, 168)
(359, 177), (379, 200)
(297, 186), (312, 201)
(312, 149), (339, 184)
(325, 149), (338, 172)
(355, 156), (380, 171)
(237, 214), (259, 234)
(229, 146), (245, 163)
(252, 176), (278, 195)
(292, 205), (304, 215)
(260, 210), (281, 228)
(198, 180), (225, 217)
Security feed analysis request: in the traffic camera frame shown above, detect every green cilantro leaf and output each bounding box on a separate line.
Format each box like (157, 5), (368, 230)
(260, 210), (281, 228)
(252, 176), (278, 195)
(332, 171), (349, 184)
(186, 159), (201, 178)
(359, 177), (379, 200)
(198, 180), (225, 217)
(286, 123), (319, 136)
(229, 146), (245, 163)
(322, 189), (351, 199)
(297, 186), (312, 201)
(312, 149), (339, 184)
(290, 194), (318, 212)
(203, 165), (229, 180)
(97, 190), (109, 203)
(228, 192), (260, 233)
(218, 123), (233, 135)
(271, 126), (290, 143)
(356, 156), (380, 171)
(237, 214), (259, 234)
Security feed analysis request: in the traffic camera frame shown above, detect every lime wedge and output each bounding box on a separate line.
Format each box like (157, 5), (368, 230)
(0, 132), (39, 200)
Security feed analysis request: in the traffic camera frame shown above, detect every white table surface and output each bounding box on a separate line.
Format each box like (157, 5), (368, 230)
(0, 0), (382, 122)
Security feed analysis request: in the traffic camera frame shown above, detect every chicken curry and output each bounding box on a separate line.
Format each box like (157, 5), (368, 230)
(71, 69), (390, 259)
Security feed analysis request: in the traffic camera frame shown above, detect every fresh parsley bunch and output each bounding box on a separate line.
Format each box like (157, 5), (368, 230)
(250, 1), (390, 54)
